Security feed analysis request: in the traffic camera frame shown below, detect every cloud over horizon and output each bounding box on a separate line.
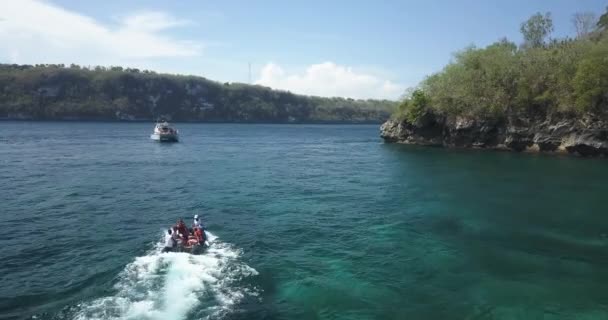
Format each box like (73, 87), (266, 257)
(256, 62), (403, 100)
(0, 0), (201, 66)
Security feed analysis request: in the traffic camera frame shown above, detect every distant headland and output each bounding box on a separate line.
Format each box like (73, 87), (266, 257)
(0, 64), (396, 124)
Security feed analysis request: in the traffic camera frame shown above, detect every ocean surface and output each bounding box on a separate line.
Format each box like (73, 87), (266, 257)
(1, 121), (608, 320)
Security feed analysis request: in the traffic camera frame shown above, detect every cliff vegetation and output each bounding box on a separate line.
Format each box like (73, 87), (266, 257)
(395, 9), (608, 122)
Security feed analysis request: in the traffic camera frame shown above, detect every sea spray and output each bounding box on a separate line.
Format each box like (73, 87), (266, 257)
(73, 232), (258, 320)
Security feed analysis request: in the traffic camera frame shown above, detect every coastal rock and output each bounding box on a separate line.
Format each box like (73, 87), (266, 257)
(380, 112), (608, 157)
(562, 133), (608, 156)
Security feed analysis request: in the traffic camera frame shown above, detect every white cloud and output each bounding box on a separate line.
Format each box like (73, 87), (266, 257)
(121, 11), (192, 32)
(0, 0), (201, 66)
(255, 62), (403, 100)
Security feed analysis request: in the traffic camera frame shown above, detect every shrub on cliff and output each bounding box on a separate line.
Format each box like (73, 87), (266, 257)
(423, 39), (518, 118)
(573, 38), (608, 111)
(395, 89), (429, 123)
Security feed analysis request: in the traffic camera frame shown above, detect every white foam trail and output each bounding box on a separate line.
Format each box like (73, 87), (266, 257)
(73, 232), (258, 320)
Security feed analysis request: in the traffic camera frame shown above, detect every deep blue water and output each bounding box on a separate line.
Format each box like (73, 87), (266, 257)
(1, 121), (608, 320)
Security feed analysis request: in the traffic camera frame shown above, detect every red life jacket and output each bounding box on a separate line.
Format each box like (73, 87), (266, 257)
(194, 228), (204, 242)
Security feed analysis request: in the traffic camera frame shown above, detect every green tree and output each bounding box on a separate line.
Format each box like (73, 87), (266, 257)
(598, 7), (608, 31)
(520, 12), (554, 48)
(422, 40), (518, 117)
(572, 12), (597, 38)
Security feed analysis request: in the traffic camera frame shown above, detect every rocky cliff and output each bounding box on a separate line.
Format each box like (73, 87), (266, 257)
(380, 111), (608, 157)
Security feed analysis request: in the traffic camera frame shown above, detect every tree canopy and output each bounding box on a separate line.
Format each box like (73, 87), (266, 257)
(520, 12), (554, 48)
(394, 9), (608, 122)
(572, 12), (597, 38)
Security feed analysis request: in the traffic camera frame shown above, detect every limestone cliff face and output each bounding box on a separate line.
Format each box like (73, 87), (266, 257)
(380, 111), (608, 157)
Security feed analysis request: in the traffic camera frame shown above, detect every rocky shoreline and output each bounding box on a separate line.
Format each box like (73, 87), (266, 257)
(380, 111), (608, 157)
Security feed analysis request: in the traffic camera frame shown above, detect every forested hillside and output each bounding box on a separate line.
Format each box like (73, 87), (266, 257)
(0, 64), (396, 123)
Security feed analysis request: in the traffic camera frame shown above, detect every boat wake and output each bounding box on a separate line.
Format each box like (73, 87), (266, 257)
(72, 232), (258, 320)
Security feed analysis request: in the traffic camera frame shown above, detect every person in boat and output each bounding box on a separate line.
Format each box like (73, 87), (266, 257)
(194, 227), (205, 243)
(162, 229), (175, 253)
(193, 214), (204, 230)
(171, 226), (182, 247)
(193, 215), (207, 244)
(176, 219), (189, 243)
(187, 234), (199, 246)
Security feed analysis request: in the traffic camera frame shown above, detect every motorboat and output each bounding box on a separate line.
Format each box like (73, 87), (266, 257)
(150, 121), (179, 142)
(165, 230), (208, 254)
(170, 221), (208, 254)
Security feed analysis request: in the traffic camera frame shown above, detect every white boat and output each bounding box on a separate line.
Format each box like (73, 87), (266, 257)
(150, 121), (179, 142)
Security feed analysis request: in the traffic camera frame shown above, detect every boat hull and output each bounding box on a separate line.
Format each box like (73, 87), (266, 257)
(150, 133), (179, 142)
(180, 243), (205, 254)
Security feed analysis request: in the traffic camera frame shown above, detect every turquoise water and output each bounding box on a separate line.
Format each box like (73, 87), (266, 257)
(2, 121), (608, 320)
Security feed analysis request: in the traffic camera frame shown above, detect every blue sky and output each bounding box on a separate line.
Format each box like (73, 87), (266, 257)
(0, 0), (606, 99)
